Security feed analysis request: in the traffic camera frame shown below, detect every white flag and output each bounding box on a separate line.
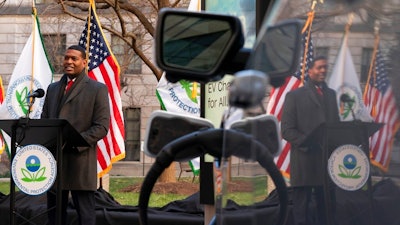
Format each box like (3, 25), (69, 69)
(156, 73), (201, 175)
(155, 0), (202, 176)
(156, 73), (201, 116)
(328, 32), (372, 122)
(0, 14), (53, 119)
(188, 0), (201, 11)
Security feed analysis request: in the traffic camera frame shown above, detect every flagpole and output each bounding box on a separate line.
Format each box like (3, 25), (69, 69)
(301, 12), (313, 82)
(85, 0), (93, 74)
(362, 22), (380, 116)
(340, 13), (354, 66)
(86, 0), (105, 189)
(299, 0), (318, 83)
(339, 13), (354, 96)
(345, 13), (354, 35)
(28, 5), (37, 115)
(31, 4), (36, 90)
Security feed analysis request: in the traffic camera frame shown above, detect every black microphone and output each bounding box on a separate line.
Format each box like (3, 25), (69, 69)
(340, 93), (354, 103)
(27, 88), (45, 98)
(340, 93), (359, 121)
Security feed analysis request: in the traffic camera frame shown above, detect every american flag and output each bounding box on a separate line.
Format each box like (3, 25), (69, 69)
(0, 76), (7, 159)
(267, 28), (314, 177)
(0, 76), (4, 104)
(363, 46), (400, 172)
(79, 3), (126, 177)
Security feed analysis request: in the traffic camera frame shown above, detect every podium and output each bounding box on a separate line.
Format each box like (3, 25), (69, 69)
(305, 121), (382, 225)
(0, 118), (89, 225)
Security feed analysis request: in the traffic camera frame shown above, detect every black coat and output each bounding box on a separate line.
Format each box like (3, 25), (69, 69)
(281, 81), (340, 186)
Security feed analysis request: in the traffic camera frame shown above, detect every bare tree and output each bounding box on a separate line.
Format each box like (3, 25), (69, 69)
(57, 0), (189, 81)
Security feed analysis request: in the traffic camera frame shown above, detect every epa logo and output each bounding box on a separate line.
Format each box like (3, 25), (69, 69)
(12, 145), (56, 195)
(22, 155), (47, 182)
(328, 144), (369, 191)
(5, 76), (44, 119)
(338, 154), (361, 179)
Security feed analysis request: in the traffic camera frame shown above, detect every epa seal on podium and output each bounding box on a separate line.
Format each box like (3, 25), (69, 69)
(328, 144), (370, 191)
(11, 144), (57, 195)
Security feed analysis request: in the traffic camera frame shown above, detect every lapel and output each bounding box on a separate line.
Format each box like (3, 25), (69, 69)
(55, 75), (68, 116)
(304, 82), (321, 107)
(60, 71), (88, 106)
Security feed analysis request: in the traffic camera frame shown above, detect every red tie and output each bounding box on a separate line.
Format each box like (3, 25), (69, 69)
(65, 80), (74, 93)
(316, 86), (323, 96)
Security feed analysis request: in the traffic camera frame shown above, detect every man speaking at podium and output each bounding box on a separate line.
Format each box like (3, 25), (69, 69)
(281, 56), (340, 225)
(41, 45), (110, 225)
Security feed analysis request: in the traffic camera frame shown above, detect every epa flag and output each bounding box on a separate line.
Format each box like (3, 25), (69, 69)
(0, 12), (53, 160)
(0, 13), (53, 120)
(79, 2), (125, 177)
(328, 31), (372, 122)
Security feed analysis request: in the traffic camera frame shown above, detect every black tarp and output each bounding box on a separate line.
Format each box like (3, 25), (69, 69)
(0, 178), (399, 225)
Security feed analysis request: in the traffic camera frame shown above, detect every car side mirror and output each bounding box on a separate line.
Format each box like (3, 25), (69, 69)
(246, 19), (302, 87)
(230, 114), (281, 156)
(155, 8), (244, 83)
(155, 8), (302, 86)
(144, 110), (214, 158)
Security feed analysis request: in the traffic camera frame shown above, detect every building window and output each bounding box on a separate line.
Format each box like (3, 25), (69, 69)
(42, 34), (66, 73)
(123, 107), (141, 161)
(361, 48), (373, 83)
(112, 36), (142, 74)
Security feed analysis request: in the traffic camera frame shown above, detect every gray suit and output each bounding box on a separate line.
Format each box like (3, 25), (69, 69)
(41, 70), (110, 190)
(42, 70), (109, 225)
(281, 80), (339, 225)
(281, 81), (339, 186)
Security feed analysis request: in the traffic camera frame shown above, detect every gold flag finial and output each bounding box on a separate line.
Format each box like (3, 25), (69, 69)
(374, 20), (380, 36)
(310, 0), (323, 10)
(345, 13), (354, 33)
(311, 0), (317, 10)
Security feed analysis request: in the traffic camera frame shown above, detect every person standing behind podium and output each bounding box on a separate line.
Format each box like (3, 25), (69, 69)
(41, 45), (110, 225)
(281, 56), (340, 225)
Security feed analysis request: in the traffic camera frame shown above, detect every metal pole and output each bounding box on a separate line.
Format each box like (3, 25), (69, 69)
(9, 123), (17, 225)
(56, 126), (63, 225)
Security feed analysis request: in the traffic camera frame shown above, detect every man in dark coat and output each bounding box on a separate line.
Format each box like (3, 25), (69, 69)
(41, 45), (110, 225)
(281, 56), (340, 225)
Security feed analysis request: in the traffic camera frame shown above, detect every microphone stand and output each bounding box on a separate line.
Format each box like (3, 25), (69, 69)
(346, 101), (361, 122)
(26, 97), (36, 118)
(348, 102), (356, 121)
(14, 97), (36, 146)
(15, 96), (37, 144)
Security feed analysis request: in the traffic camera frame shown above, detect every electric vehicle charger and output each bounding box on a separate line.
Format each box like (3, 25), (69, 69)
(138, 128), (288, 225)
